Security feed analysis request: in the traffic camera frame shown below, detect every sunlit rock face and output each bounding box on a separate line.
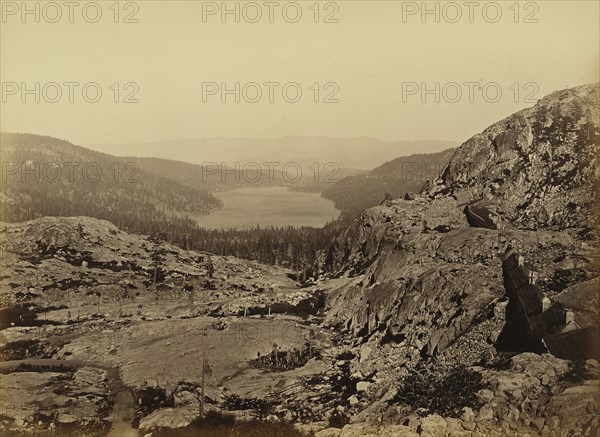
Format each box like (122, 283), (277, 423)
(323, 84), (600, 371)
(438, 83), (600, 235)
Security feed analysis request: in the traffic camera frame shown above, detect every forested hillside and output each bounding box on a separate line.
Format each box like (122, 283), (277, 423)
(0, 133), (222, 234)
(0, 133), (342, 272)
(321, 148), (456, 220)
(180, 222), (345, 279)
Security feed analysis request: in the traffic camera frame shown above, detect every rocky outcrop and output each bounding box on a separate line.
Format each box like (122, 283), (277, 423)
(0, 216), (208, 272)
(324, 197), (467, 276)
(0, 365), (111, 434)
(324, 195), (593, 369)
(463, 199), (505, 230)
(323, 84), (600, 370)
(0, 216), (297, 307)
(436, 83), (599, 236)
(497, 249), (599, 360)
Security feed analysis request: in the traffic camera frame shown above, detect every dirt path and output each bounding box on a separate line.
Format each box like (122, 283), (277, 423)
(106, 387), (138, 437)
(1, 359), (138, 436)
(105, 366), (139, 437)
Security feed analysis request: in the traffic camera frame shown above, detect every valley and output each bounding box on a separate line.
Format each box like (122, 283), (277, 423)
(0, 83), (599, 437)
(2, 0), (598, 434)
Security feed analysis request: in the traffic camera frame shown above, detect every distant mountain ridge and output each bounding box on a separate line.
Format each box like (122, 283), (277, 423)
(86, 137), (458, 171)
(127, 155), (364, 194)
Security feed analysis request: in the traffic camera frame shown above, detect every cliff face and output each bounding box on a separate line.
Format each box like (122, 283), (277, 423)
(438, 84), (600, 234)
(323, 84), (600, 370)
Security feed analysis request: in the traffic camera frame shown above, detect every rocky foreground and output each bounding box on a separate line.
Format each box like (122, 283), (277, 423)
(311, 83), (599, 435)
(1, 215), (598, 437)
(1, 83), (599, 437)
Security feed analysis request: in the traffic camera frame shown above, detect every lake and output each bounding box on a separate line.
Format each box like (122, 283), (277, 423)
(195, 187), (340, 229)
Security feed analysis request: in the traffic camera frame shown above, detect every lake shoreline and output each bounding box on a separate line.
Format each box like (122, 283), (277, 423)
(195, 186), (340, 230)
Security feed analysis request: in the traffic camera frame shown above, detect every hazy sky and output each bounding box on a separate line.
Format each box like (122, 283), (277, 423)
(1, 0), (598, 146)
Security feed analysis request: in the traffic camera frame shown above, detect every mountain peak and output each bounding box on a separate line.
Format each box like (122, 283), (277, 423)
(431, 83), (599, 235)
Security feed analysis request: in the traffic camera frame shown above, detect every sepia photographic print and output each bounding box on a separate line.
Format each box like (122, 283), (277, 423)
(0, 1), (599, 436)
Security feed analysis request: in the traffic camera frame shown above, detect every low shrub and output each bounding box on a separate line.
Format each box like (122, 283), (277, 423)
(328, 410), (349, 428)
(390, 364), (486, 417)
(222, 395), (275, 418)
